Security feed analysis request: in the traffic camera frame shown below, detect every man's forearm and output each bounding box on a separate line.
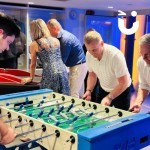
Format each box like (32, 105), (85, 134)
(108, 75), (130, 101)
(86, 72), (97, 92)
(108, 83), (128, 101)
(135, 89), (149, 104)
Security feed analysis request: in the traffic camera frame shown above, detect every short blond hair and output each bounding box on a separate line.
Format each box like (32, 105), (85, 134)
(30, 19), (50, 41)
(47, 18), (62, 30)
(84, 30), (103, 44)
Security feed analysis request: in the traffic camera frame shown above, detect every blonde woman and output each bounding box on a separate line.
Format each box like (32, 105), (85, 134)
(22, 19), (69, 95)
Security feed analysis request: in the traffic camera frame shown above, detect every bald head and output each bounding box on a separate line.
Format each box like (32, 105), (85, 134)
(47, 19), (62, 37)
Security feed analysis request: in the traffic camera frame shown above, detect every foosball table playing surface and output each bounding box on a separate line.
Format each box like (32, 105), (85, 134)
(0, 89), (150, 150)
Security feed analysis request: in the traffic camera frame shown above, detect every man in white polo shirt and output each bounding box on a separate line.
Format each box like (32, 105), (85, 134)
(129, 34), (150, 113)
(83, 30), (132, 110)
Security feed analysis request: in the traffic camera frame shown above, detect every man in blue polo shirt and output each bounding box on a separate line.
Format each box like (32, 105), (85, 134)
(47, 19), (87, 98)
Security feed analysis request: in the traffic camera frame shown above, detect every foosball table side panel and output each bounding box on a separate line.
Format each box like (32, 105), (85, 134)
(78, 113), (150, 150)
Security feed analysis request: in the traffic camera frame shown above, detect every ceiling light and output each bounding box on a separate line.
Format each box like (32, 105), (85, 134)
(108, 6), (114, 9)
(28, 2), (34, 4)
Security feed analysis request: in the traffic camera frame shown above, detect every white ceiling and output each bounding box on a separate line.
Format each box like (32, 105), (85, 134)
(0, 0), (150, 13)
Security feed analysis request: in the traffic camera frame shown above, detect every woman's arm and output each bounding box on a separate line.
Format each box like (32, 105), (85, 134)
(21, 42), (37, 84)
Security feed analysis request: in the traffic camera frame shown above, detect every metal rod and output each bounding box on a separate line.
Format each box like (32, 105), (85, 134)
(19, 100), (71, 114)
(5, 116), (22, 123)
(16, 127), (42, 137)
(5, 118), (18, 123)
(70, 113), (120, 130)
(6, 96), (47, 107)
(90, 112), (122, 126)
(15, 122), (28, 128)
(0, 114), (8, 118)
(57, 109), (107, 126)
(8, 132), (56, 149)
(18, 97), (61, 108)
(106, 118), (133, 128)
(45, 115), (58, 122)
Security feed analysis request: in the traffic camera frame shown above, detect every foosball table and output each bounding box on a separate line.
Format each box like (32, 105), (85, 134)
(0, 89), (150, 150)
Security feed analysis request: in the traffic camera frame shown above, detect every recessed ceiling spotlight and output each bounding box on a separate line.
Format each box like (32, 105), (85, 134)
(108, 6), (114, 9)
(52, 0), (69, 1)
(28, 2), (34, 4)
